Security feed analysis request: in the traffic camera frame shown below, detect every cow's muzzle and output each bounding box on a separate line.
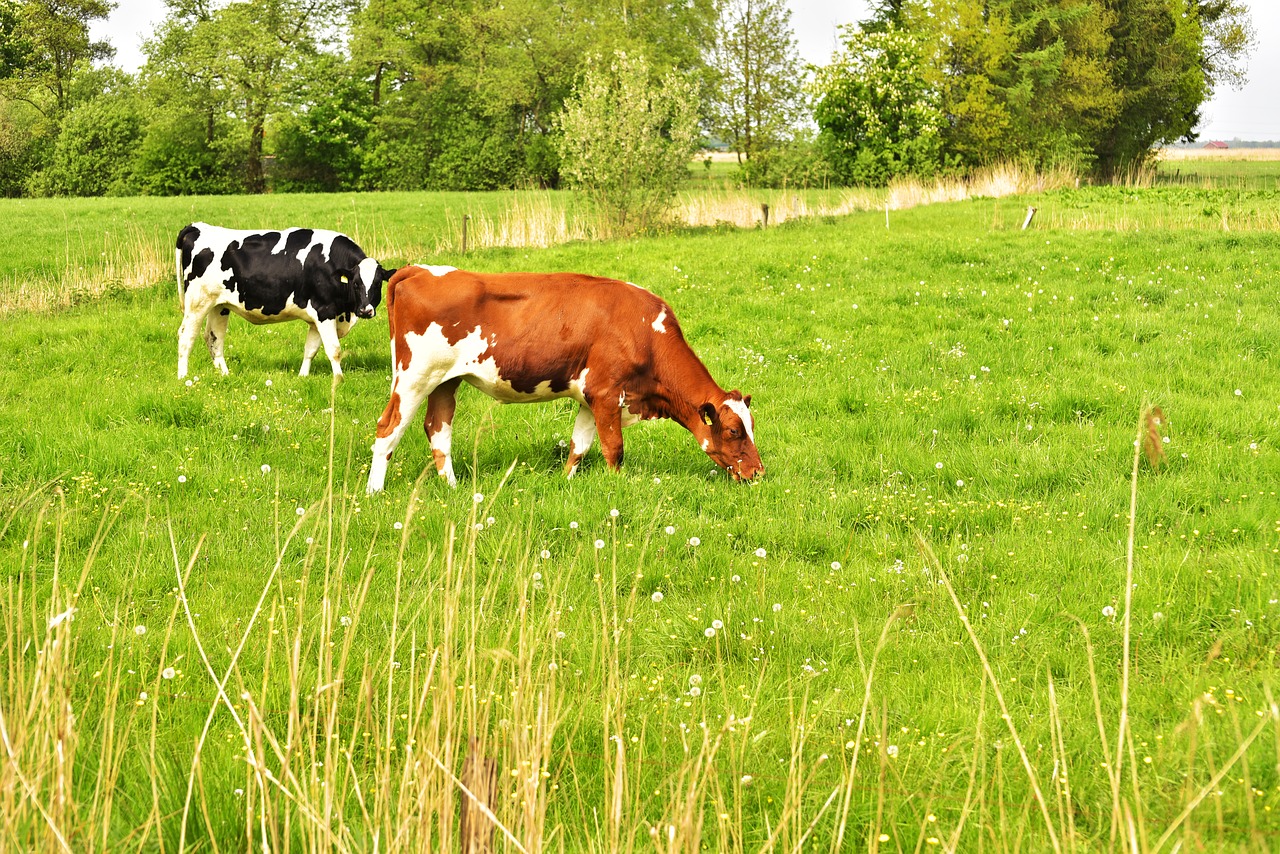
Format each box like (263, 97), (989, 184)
(356, 305), (376, 319)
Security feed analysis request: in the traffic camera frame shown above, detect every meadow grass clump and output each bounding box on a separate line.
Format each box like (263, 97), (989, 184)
(4, 179), (1280, 850)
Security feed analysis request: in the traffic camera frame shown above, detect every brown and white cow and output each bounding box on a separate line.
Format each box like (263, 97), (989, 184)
(365, 265), (763, 493)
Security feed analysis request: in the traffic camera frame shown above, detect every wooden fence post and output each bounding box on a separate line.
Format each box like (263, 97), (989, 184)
(761, 203), (769, 228)
(462, 214), (471, 253)
(459, 738), (498, 854)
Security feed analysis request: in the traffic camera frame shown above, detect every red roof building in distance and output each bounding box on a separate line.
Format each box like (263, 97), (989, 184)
(1202, 140), (1229, 149)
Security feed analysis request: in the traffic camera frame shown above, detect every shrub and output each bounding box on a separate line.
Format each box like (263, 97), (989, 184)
(812, 25), (944, 186)
(557, 51), (700, 237)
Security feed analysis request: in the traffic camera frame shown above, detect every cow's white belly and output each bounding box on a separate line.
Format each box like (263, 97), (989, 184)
(402, 323), (589, 405)
(186, 277), (318, 325)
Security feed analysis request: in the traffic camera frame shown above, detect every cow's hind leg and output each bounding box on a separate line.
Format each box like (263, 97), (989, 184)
(177, 294), (218, 379)
(565, 404), (598, 477)
(300, 324), (322, 377)
(204, 309), (231, 375)
(367, 373), (437, 493)
(424, 378), (462, 487)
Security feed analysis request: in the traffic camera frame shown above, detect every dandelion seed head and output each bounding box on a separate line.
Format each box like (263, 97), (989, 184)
(162, 667), (176, 679)
(754, 547), (767, 558)
(594, 539), (605, 549)
(651, 591), (664, 603)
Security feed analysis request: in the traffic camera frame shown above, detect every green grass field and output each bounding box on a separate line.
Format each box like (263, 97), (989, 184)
(3, 182), (1280, 851)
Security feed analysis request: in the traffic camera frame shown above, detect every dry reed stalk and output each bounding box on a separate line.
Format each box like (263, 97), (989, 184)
(918, 534), (1063, 854)
(944, 682), (986, 852)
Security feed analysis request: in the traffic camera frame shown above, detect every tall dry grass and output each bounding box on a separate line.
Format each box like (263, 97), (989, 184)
(0, 221), (171, 316)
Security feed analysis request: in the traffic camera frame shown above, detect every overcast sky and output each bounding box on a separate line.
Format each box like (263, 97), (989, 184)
(95, 0), (1280, 141)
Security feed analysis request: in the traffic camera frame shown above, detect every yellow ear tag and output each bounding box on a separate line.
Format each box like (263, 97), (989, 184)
(702, 413), (713, 426)
(340, 276), (349, 283)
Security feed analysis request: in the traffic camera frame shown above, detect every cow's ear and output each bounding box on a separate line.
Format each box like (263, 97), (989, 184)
(378, 265), (397, 283)
(744, 394), (752, 409)
(699, 403), (716, 426)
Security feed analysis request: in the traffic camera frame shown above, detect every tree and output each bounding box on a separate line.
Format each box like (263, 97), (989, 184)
(1092, 0), (1202, 174)
(1, 0), (114, 116)
(708, 0), (806, 170)
(812, 24), (944, 185)
(271, 55), (371, 192)
(557, 50), (700, 236)
(27, 68), (142, 194)
(142, 0), (349, 193)
(1197, 0), (1255, 90)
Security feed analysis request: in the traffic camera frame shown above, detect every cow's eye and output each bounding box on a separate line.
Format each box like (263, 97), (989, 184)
(728, 428), (741, 439)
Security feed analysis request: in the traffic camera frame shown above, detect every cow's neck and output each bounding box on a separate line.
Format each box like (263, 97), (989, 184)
(645, 342), (726, 436)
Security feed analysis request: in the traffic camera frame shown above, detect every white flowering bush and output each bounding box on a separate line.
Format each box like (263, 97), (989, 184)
(811, 24), (944, 186)
(557, 51), (701, 237)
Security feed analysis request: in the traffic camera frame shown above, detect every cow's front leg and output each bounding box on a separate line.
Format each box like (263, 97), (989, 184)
(565, 404), (597, 478)
(589, 397), (625, 471)
(300, 324), (322, 377)
(368, 374), (436, 494)
(424, 378), (462, 488)
(204, 309), (230, 375)
(315, 320), (344, 378)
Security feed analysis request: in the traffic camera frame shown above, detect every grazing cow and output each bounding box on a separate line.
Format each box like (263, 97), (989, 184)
(365, 265), (763, 493)
(175, 222), (394, 379)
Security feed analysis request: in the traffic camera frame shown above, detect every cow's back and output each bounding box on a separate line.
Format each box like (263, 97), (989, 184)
(388, 267), (672, 395)
(390, 267), (662, 357)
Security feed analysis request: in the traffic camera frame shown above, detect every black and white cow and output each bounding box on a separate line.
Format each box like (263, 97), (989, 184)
(176, 222), (395, 379)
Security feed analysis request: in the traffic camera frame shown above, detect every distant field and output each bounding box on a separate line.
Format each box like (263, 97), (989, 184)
(3, 179), (1280, 850)
(0, 164), (1075, 314)
(1153, 149), (1280, 189)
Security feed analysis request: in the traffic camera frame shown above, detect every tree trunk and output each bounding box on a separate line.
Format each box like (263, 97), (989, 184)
(247, 112), (266, 194)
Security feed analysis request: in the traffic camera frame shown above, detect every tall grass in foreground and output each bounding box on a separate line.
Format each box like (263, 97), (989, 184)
(4, 402), (1277, 851)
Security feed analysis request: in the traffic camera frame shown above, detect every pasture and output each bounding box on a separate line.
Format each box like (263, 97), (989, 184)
(2, 181), (1280, 852)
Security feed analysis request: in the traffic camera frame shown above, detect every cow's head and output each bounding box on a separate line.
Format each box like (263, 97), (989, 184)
(696, 391), (763, 481)
(351, 259), (395, 319)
